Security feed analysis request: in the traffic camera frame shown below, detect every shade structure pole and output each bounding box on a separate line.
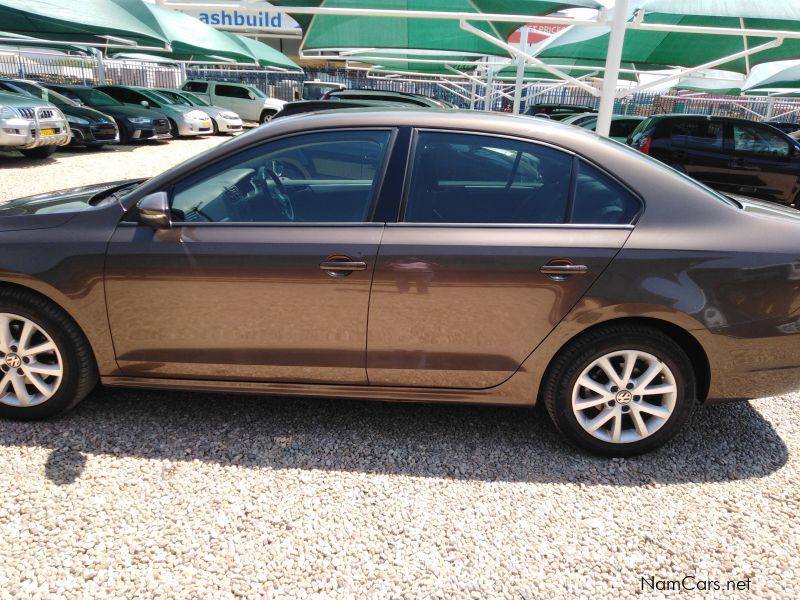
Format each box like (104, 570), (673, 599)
(469, 78), (477, 109)
(512, 27), (529, 114)
(596, 0), (628, 137)
(92, 48), (107, 85)
(483, 63), (494, 111)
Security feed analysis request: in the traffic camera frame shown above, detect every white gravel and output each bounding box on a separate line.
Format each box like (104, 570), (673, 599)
(0, 139), (799, 598)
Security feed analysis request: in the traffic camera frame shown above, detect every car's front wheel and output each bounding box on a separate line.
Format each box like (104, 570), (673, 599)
(0, 289), (97, 420)
(543, 324), (696, 456)
(20, 146), (57, 159)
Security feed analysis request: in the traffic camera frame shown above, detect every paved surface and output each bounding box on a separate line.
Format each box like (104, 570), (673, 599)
(0, 138), (799, 598)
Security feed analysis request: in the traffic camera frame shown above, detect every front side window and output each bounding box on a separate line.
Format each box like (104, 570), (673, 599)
(183, 81), (208, 93)
(171, 129), (393, 224)
(403, 132), (573, 224)
(733, 123), (791, 157)
(216, 84), (251, 99)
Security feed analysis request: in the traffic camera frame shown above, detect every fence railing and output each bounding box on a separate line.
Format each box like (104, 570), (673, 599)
(2, 51), (800, 124)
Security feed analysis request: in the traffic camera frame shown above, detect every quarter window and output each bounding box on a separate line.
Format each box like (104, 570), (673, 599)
(170, 130), (392, 224)
(733, 123), (791, 157)
(403, 132), (573, 224)
(183, 81), (208, 93)
(572, 161), (640, 225)
(216, 84), (251, 99)
(671, 121), (724, 151)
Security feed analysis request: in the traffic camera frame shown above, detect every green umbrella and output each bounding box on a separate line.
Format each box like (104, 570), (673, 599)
(0, 0), (168, 48)
(271, 0), (601, 56)
(743, 60), (800, 91)
(675, 69), (745, 95)
(221, 31), (301, 70)
(0, 31), (89, 54)
(495, 59), (640, 82)
(539, 0), (800, 74)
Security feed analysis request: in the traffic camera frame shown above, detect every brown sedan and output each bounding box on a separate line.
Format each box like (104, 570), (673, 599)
(2, 109), (800, 456)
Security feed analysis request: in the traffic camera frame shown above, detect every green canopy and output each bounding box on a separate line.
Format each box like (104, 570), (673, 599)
(743, 60), (800, 91)
(272, 0), (601, 56)
(0, 31), (89, 54)
(675, 69), (744, 95)
(495, 59), (640, 81)
(221, 31), (301, 70)
(539, 1), (800, 74)
(0, 0), (168, 49)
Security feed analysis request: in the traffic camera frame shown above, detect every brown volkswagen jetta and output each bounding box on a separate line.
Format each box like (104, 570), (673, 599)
(2, 109), (800, 456)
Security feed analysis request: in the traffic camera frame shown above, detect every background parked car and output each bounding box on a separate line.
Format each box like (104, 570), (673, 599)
(182, 80), (285, 124)
(273, 99), (412, 120)
(524, 103), (596, 120)
(43, 84), (171, 145)
(0, 90), (69, 158)
(0, 79), (118, 148)
(766, 121), (800, 135)
(96, 85), (212, 138)
(153, 88), (242, 134)
(575, 114), (645, 142)
(321, 89), (456, 108)
(628, 114), (800, 205)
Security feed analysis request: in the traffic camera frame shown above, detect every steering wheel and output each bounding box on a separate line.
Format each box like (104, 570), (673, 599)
(259, 166), (294, 221)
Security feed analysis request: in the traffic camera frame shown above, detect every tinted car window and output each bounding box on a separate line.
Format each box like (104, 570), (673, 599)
(572, 161), (640, 225)
(671, 120), (724, 150)
(733, 123), (791, 157)
(183, 81), (208, 93)
(171, 130), (392, 223)
(216, 84), (251, 99)
(404, 132), (572, 224)
(609, 119), (642, 139)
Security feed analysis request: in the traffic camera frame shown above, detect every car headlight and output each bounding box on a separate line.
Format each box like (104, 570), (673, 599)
(187, 110), (209, 120)
(66, 115), (90, 126)
(0, 105), (18, 118)
(220, 112), (239, 119)
(127, 116), (151, 124)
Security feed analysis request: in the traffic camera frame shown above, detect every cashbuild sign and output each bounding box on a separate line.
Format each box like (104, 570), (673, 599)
(180, 2), (301, 33)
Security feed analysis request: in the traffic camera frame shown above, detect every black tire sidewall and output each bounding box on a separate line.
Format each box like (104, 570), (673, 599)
(0, 300), (84, 420)
(546, 328), (696, 457)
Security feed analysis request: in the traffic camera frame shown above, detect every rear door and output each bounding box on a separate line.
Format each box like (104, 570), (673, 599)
(729, 122), (800, 203)
(366, 131), (639, 389)
(667, 118), (732, 190)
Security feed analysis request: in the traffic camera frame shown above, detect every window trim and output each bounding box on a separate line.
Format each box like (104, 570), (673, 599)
(164, 127), (399, 227)
(399, 128), (643, 227)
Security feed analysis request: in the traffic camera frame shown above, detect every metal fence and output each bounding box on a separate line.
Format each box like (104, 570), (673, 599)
(3, 50), (800, 123)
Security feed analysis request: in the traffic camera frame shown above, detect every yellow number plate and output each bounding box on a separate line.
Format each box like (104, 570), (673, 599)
(40, 128), (56, 136)
(201, 121), (211, 128)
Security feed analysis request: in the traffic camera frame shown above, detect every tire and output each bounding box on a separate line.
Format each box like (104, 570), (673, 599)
(20, 146), (56, 159)
(168, 118), (179, 137)
(211, 119), (219, 135)
(542, 324), (696, 457)
(115, 120), (129, 145)
(260, 110), (276, 124)
(0, 288), (97, 420)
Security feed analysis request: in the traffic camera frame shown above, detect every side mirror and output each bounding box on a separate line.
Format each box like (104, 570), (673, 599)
(137, 192), (171, 230)
(248, 92), (255, 100)
(140, 100), (150, 108)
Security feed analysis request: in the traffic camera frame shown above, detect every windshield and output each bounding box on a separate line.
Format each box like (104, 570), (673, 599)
(180, 91), (209, 106)
(247, 86), (266, 99)
(146, 90), (177, 105)
(159, 90), (191, 106)
(72, 88), (124, 106)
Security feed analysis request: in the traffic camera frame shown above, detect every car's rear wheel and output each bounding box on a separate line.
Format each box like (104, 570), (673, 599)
(0, 289), (97, 420)
(543, 324), (696, 456)
(115, 120), (129, 145)
(20, 146), (56, 159)
(260, 110), (276, 124)
(168, 118), (179, 137)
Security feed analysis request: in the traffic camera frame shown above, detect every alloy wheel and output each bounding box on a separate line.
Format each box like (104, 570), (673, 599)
(571, 350), (677, 444)
(0, 313), (63, 407)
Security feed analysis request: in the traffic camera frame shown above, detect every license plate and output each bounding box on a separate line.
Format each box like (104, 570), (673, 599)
(40, 128), (56, 136)
(201, 121), (211, 128)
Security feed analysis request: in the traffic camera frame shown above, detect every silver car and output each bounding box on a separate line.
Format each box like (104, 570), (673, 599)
(0, 90), (69, 158)
(154, 88), (243, 134)
(95, 85), (213, 137)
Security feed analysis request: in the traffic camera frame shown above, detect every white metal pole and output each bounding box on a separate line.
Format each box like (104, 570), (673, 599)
(469, 78), (477, 109)
(596, 0), (629, 137)
(93, 48), (107, 85)
(512, 27), (528, 114)
(483, 64), (494, 111)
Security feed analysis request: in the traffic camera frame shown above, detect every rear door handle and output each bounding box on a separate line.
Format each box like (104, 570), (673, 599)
(319, 261), (367, 271)
(540, 264), (589, 275)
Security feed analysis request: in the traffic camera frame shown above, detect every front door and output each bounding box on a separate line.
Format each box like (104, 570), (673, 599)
(106, 128), (395, 383)
(728, 122), (799, 203)
(366, 131), (638, 389)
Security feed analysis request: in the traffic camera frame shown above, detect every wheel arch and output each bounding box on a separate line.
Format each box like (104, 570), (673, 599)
(540, 316), (711, 404)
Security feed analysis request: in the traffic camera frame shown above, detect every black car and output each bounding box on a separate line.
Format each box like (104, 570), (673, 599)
(273, 99), (413, 120)
(0, 79), (118, 147)
(42, 84), (171, 144)
(524, 103), (596, 120)
(628, 114), (800, 205)
(322, 89), (456, 108)
(766, 121), (800, 135)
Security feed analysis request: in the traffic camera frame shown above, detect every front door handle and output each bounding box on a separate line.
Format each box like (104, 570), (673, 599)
(319, 261), (367, 271)
(540, 264), (589, 275)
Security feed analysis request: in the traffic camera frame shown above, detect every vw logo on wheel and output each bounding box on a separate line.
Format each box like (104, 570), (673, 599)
(4, 354), (21, 369)
(615, 390), (633, 404)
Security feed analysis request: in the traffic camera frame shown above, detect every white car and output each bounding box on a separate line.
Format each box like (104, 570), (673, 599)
(182, 80), (285, 124)
(0, 90), (70, 158)
(154, 88), (243, 134)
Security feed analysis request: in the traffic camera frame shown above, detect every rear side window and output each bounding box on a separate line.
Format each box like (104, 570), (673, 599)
(216, 84), (251, 99)
(733, 123), (791, 157)
(572, 161), (641, 225)
(183, 81), (208, 93)
(609, 119), (642, 139)
(671, 120), (724, 150)
(403, 132), (572, 224)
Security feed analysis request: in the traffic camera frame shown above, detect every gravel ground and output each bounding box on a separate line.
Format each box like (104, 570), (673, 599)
(0, 139), (799, 598)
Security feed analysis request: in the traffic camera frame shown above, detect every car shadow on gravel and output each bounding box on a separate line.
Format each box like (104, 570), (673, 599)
(1, 387), (788, 486)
